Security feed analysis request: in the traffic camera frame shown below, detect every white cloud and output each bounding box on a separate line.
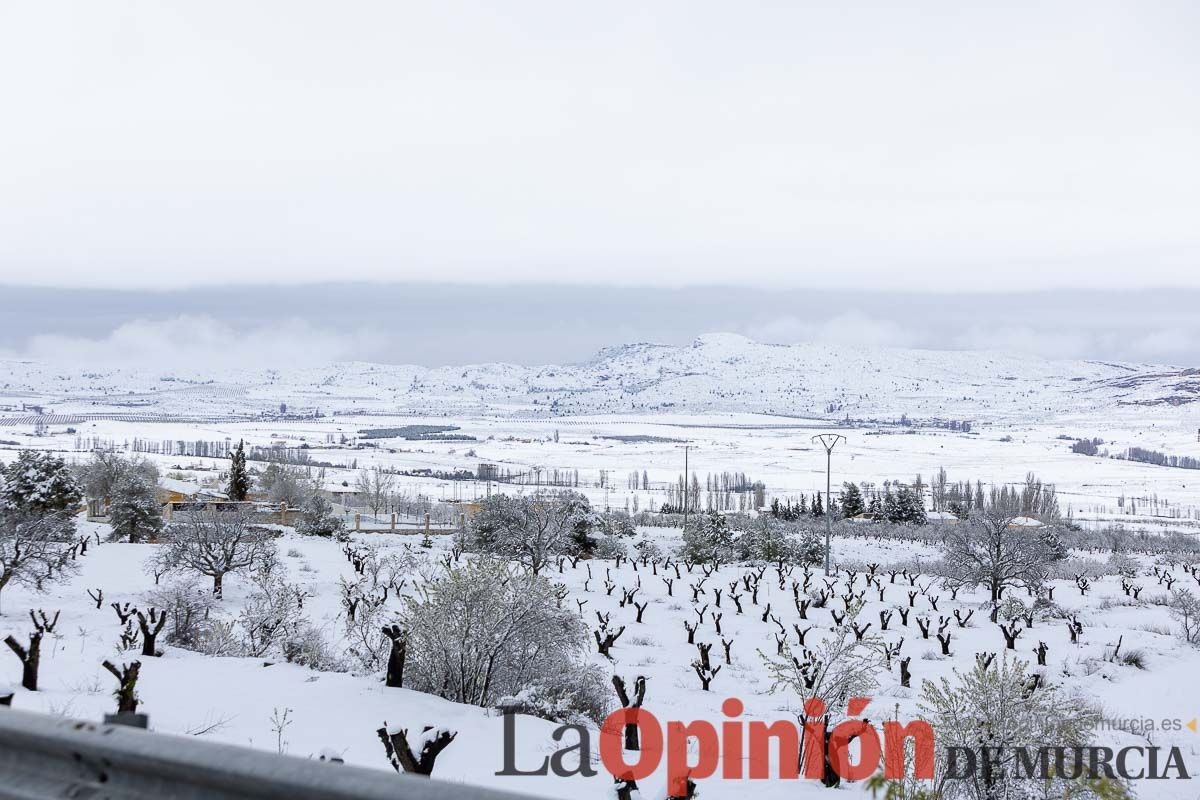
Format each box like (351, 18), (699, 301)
(9, 315), (379, 368)
(743, 312), (919, 349)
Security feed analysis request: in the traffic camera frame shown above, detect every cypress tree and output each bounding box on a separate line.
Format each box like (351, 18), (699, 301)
(227, 440), (250, 501)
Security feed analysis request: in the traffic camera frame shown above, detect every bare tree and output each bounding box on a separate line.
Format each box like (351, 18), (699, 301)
(376, 724), (456, 776)
(939, 506), (1055, 603)
(101, 660), (142, 714)
(0, 512), (78, 614)
(78, 452), (158, 513)
(152, 509), (275, 597)
(356, 467), (395, 518)
(1168, 589), (1200, 644)
(761, 619), (886, 786)
(259, 463), (317, 508)
(3, 610), (59, 690)
(467, 491), (593, 575)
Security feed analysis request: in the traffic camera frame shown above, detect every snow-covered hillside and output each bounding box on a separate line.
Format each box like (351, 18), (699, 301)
(2, 334), (1198, 424)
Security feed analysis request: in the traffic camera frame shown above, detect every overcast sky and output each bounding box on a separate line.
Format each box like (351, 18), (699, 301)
(2, 284), (1198, 368)
(1, 1), (1198, 291)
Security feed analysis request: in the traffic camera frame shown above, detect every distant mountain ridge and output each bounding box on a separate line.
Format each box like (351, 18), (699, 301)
(1, 333), (1197, 423)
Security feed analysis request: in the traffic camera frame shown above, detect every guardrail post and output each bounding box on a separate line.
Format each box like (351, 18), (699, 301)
(104, 712), (149, 729)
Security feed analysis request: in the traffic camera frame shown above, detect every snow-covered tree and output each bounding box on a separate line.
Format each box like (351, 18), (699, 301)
(1168, 589), (1200, 644)
(78, 451), (158, 510)
(839, 482), (866, 519)
(680, 510), (735, 564)
(108, 472), (164, 544)
(401, 558), (602, 714)
(355, 466), (395, 517)
(633, 536), (663, 561)
(888, 485), (927, 525)
(142, 579), (220, 647)
(795, 526), (826, 566)
(919, 656), (1099, 800)
(736, 516), (804, 562)
(0, 511), (78, 613)
(763, 619), (885, 714)
(939, 508), (1054, 603)
(152, 509), (276, 597)
(467, 491), (594, 575)
(259, 463), (316, 508)
(227, 440), (250, 501)
(2, 451), (82, 517)
(762, 620), (886, 786)
(598, 511), (636, 538)
(296, 494), (346, 539)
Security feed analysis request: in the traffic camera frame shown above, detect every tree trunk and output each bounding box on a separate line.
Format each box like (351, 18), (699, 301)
(137, 610), (166, 657)
(4, 633), (41, 692)
(383, 627), (407, 688)
(102, 660), (141, 714)
(376, 725), (456, 776)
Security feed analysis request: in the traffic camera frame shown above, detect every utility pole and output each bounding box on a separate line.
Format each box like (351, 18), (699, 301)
(812, 433), (846, 576)
(682, 445), (690, 530)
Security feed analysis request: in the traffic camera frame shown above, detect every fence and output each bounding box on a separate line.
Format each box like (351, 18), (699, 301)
(0, 706), (538, 800)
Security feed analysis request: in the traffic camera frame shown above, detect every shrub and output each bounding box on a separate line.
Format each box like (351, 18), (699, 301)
(1118, 648), (1148, 670)
(496, 663), (611, 726)
(401, 559), (590, 707)
(143, 580), (220, 648)
(592, 535), (627, 560)
(920, 656), (1099, 799)
(1168, 589), (1200, 644)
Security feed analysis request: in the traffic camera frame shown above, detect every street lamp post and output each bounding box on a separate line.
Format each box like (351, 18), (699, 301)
(812, 433), (846, 576)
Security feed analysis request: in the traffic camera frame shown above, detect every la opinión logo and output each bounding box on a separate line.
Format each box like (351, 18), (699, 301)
(499, 696), (935, 795)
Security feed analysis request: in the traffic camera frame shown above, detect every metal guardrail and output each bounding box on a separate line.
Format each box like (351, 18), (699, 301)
(0, 707), (539, 800)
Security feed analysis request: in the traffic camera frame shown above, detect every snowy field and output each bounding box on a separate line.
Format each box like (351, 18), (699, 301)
(4, 518), (1200, 799)
(4, 407), (1200, 525)
(4, 346), (1200, 799)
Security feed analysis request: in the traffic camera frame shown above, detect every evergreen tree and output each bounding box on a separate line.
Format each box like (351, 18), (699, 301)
(889, 485), (927, 525)
(680, 511), (734, 564)
(839, 483), (865, 519)
(865, 492), (881, 520)
(569, 512), (598, 558)
(1, 451), (82, 516)
(227, 440), (250, 501)
(108, 473), (164, 543)
(796, 527), (825, 566)
(296, 494), (346, 539)
(811, 491), (824, 517)
(1039, 526), (1068, 561)
(737, 516), (795, 562)
(882, 488), (898, 522)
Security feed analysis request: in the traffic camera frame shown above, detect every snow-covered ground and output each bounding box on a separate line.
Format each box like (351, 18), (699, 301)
(4, 519), (1199, 799)
(4, 342), (1200, 798)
